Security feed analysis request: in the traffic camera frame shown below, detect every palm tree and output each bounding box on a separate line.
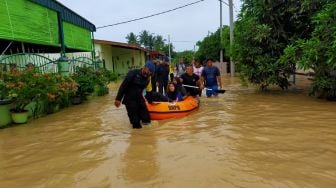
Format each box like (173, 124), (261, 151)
(126, 32), (139, 45)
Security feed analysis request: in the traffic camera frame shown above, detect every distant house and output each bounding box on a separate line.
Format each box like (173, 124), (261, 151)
(145, 49), (166, 61)
(94, 39), (165, 76)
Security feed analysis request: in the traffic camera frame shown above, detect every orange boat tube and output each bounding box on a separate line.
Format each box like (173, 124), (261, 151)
(146, 96), (200, 120)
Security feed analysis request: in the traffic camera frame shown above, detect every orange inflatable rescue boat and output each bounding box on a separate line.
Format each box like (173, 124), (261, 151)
(146, 96), (200, 120)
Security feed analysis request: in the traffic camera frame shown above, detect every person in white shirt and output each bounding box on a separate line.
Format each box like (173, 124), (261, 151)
(193, 60), (204, 96)
(193, 60), (204, 77)
(176, 58), (186, 77)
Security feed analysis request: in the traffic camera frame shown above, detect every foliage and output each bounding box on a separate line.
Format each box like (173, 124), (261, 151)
(71, 67), (96, 98)
(0, 79), (9, 100)
(100, 69), (118, 82)
(71, 67), (117, 98)
(161, 42), (176, 58)
(195, 26), (230, 63)
(138, 30), (152, 49)
(280, 1), (336, 99)
(4, 69), (45, 112)
(232, 0), (325, 90)
(126, 30), (175, 55)
(126, 32), (139, 45)
(172, 50), (195, 65)
(94, 69), (117, 96)
(3, 68), (78, 114)
(43, 73), (78, 111)
(153, 35), (166, 51)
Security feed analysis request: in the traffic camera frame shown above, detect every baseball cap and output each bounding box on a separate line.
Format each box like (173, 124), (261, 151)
(145, 61), (155, 74)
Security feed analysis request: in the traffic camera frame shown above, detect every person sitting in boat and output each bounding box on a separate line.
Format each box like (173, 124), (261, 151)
(166, 82), (183, 102)
(144, 76), (169, 103)
(172, 76), (187, 97)
(180, 65), (204, 96)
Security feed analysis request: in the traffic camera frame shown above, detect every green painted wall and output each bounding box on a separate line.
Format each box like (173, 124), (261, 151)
(0, 0), (58, 46)
(63, 22), (92, 51)
(100, 44), (113, 71)
(95, 43), (145, 75)
(111, 46), (145, 75)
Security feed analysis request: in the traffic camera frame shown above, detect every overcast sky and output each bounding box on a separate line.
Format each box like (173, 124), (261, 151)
(58, 0), (242, 52)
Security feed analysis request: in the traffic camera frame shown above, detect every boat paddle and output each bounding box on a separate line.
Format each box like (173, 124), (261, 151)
(182, 84), (226, 94)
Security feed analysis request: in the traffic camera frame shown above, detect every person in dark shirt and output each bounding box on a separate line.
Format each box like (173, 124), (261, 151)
(201, 58), (222, 97)
(156, 56), (170, 94)
(114, 62), (155, 129)
(150, 58), (159, 92)
(172, 76), (187, 97)
(166, 82), (183, 102)
(180, 65), (203, 96)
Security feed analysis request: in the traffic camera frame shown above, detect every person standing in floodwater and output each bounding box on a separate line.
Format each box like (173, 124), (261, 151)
(114, 62), (155, 129)
(180, 65), (203, 96)
(201, 58), (222, 97)
(193, 60), (204, 96)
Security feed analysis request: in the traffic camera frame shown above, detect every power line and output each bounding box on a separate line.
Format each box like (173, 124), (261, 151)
(97, 0), (206, 29)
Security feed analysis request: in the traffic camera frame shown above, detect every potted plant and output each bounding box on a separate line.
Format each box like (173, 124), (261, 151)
(44, 73), (77, 112)
(6, 69), (43, 123)
(0, 79), (12, 127)
(71, 67), (95, 102)
(94, 69), (117, 96)
(57, 75), (78, 108)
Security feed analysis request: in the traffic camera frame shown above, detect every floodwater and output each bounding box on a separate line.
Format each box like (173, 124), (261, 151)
(0, 75), (335, 188)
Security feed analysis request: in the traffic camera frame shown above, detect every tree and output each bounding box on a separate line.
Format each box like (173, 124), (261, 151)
(126, 32), (139, 45)
(195, 26), (230, 63)
(232, 0), (324, 90)
(139, 30), (151, 49)
(280, 1), (336, 99)
(127, 30), (175, 59)
(173, 50), (195, 65)
(161, 43), (176, 59)
(153, 35), (166, 51)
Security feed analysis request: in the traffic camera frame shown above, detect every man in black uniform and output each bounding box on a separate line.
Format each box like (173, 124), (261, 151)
(114, 62), (155, 129)
(180, 65), (203, 96)
(156, 56), (170, 94)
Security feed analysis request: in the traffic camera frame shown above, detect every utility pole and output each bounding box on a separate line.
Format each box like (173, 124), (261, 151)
(229, 0), (234, 76)
(219, 0), (223, 64)
(168, 35), (171, 61)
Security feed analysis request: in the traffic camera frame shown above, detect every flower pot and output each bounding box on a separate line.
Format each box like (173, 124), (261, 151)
(11, 111), (29, 124)
(53, 104), (60, 112)
(93, 85), (100, 96)
(86, 94), (94, 100)
(25, 100), (45, 118)
(0, 99), (12, 127)
(45, 103), (60, 114)
(71, 96), (82, 105)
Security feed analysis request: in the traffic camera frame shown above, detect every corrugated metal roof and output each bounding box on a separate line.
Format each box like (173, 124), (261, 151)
(31, 0), (96, 32)
(95, 39), (145, 51)
(94, 39), (166, 56)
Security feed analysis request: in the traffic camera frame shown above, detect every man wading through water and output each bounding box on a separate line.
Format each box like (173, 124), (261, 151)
(114, 62), (155, 129)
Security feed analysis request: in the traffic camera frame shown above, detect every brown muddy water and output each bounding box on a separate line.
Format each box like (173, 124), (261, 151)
(0, 75), (335, 188)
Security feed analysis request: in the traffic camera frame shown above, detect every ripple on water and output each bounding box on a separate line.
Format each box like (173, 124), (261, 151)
(1, 76), (336, 188)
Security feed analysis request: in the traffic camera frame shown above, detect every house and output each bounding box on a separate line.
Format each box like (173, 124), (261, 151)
(94, 39), (165, 76)
(0, 0), (96, 68)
